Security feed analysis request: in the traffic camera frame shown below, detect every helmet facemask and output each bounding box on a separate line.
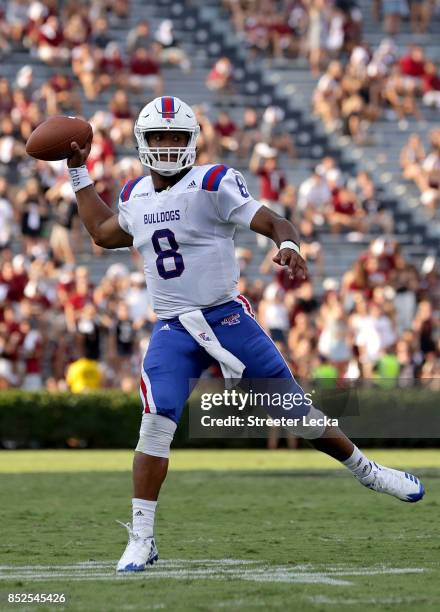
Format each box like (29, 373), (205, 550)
(134, 126), (200, 176)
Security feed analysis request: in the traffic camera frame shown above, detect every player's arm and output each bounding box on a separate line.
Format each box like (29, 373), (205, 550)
(250, 205), (307, 281)
(67, 137), (133, 249)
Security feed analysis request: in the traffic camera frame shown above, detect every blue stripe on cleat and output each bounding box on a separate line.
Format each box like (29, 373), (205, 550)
(406, 482), (425, 503)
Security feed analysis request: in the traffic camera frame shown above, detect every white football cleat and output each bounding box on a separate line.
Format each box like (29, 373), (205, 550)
(357, 462), (425, 503)
(116, 521), (159, 572)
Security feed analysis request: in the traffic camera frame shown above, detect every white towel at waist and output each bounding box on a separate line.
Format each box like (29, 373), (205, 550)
(178, 309), (245, 387)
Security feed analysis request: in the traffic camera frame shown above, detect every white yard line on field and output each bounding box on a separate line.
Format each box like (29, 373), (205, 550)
(0, 559), (428, 587)
(307, 595), (429, 605)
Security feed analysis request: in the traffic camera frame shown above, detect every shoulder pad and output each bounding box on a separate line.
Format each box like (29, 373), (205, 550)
(201, 164), (229, 192)
(120, 176), (144, 202)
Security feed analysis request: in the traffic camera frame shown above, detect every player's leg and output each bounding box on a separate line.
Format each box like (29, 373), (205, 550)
(212, 298), (424, 503)
(117, 322), (210, 572)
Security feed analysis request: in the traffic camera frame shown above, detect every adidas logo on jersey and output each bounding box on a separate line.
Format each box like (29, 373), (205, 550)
(134, 192), (151, 198)
(134, 510), (144, 516)
(160, 324), (170, 331)
(186, 180), (197, 190)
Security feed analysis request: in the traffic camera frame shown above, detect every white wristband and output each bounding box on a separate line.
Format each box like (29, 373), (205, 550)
(69, 165), (93, 193)
(280, 240), (301, 255)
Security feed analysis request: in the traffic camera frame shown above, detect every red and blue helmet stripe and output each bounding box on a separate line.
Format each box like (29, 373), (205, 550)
(161, 96), (176, 119)
(202, 164), (229, 192)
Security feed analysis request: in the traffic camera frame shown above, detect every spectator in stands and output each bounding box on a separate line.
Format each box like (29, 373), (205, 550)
(16, 178), (49, 257)
(35, 15), (70, 65)
(249, 143), (287, 217)
(206, 57), (233, 92)
(114, 302), (136, 375)
(327, 178), (365, 235)
(349, 171), (394, 234)
(128, 47), (163, 97)
(126, 272), (155, 330)
(0, 116), (26, 165)
(238, 107), (262, 159)
(408, 0), (433, 34)
(45, 72), (82, 114)
(126, 20), (152, 54)
(86, 128), (115, 177)
(72, 43), (99, 100)
(413, 299), (437, 355)
(308, 0), (330, 76)
(391, 253), (419, 334)
(214, 111), (239, 155)
(108, 0), (129, 20)
(400, 133), (426, 181)
(64, 266), (93, 333)
(154, 19), (191, 73)
(98, 42), (126, 93)
(297, 170), (331, 226)
(261, 105), (296, 158)
(49, 196), (77, 265)
(64, 12), (90, 48)
(0, 358), (15, 390)
(89, 17), (111, 49)
(376, 0), (406, 35)
(250, 142), (287, 248)
(0, 177), (14, 250)
(313, 61), (344, 131)
(399, 45), (426, 89)
(422, 61), (440, 109)
(191, 106), (215, 164)
(0, 78), (13, 117)
(402, 129), (440, 215)
(5, 0), (29, 45)
(317, 289), (352, 375)
(279, 184), (297, 220)
(76, 303), (102, 362)
(108, 90), (134, 146)
(297, 218), (325, 277)
(20, 318), (43, 390)
(383, 63), (423, 122)
(258, 283), (290, 342)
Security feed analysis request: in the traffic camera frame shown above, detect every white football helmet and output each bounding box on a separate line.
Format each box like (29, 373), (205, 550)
(134, 96), (200, 176)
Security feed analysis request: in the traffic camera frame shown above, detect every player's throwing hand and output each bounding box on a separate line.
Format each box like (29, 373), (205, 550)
(67, 133), (93, 168)
(273, 247), (307, 280)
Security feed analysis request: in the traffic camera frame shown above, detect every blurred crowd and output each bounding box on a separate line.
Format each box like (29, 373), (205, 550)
(314, 42), (440, 143)
(401, 128), (440, 217)
(224, 1), (440, 67)
(224, 0), (363, 73)
(221, 1), (440, 146)
(250, 237), (440, 385)
(0, 0), (439, 392)
(1, 229), (439, 391)
(3, 0), (191, 100)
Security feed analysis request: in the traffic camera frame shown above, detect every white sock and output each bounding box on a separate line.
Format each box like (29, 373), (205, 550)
(342, 446), (372, 479)
(132, 498), (157, 538)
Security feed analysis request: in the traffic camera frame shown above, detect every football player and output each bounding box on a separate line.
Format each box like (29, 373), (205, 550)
(67, 96), (424, 572)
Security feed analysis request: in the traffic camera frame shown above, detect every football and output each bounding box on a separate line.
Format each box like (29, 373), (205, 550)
(25, 116), (93, 161)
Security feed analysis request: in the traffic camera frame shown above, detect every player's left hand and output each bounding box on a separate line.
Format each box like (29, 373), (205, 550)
(273, 248), (308, 280)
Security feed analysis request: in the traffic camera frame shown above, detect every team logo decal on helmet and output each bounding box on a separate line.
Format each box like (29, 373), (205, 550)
(134, 96), (200, 176)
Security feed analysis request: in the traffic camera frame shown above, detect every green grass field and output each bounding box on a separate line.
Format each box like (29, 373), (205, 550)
(1, 449), (440, 611)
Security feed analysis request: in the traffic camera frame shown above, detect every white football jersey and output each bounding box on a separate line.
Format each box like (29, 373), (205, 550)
(118, 164), (262, 319)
